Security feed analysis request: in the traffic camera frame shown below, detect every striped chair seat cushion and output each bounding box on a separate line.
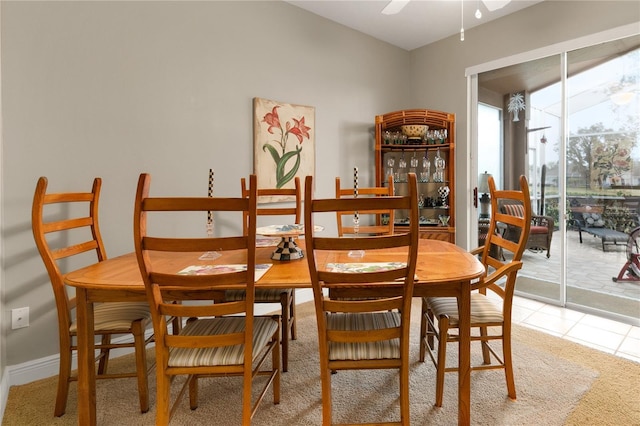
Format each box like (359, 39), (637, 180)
(425, 294), (503, 326)
(501, 204), (525, 218)
(169, 316), (278, 367)
(327, 312), (401, 360)
(225, 288), (292, 302)
(70, 302), (151, 333)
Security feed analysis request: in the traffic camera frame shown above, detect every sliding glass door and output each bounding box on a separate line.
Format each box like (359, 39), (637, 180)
(475, 33), (640, 325)
(564, 40), (640, 320)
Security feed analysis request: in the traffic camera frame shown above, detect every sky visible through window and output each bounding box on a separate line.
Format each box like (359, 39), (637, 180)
(530, 47), (640, 189)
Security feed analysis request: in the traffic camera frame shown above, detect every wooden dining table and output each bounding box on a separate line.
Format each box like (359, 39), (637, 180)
(64, 238), (484, 426)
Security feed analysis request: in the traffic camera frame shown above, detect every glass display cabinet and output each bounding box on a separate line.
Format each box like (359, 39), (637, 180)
(375, 109), (456, 243)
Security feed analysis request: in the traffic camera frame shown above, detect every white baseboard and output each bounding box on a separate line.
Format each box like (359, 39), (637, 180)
(0, 332), (156, 421)
(0, 367), (9, 422)
(7, 330), (156, 388)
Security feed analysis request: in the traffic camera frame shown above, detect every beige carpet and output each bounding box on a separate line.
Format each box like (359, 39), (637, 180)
(3, 300), (639, 425)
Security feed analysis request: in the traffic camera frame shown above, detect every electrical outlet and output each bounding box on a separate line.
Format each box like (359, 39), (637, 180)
(12, 307), (29, 329)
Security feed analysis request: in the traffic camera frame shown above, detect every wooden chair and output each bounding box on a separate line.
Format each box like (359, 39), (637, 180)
(335, 174), (395, 236)
(304, 173), (419, 425)
(222, 176), (301, 372)
(134, 173), (280, 425)
(419, 175), (532, 407)
(31, 176), (153, 417)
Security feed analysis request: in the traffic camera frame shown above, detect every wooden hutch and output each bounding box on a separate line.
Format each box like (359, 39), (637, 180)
(375, 109), (456, 243)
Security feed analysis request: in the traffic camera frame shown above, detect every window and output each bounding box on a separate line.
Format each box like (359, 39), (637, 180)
(477, 103), (503, 189)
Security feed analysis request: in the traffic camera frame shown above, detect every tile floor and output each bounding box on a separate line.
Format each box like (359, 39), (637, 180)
(509, 293), (640, 363)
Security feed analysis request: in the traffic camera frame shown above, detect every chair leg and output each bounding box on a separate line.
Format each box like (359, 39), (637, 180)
(272, 319), (281, 404)
(280, 292), (290, 372)
(155, 361), (171, 426)
(419, 298), (428, 362)
(132, 319), (150, 413)
(97, 334), (111, 374)
(321, 364), (333, 426)
(242, 367), (252, 425)
(427, 309), (435, 350)
(480, 326), (491, 365)
(189, 375), (199, 410)
(435, 316), (449, 408)
(54, 342), (73, 417)
(290, 289), (297, 340)
(503, 325), (517, 400)
(400, 353), (410, 424)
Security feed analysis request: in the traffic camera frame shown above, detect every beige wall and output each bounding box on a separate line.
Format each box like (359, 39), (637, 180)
(0, 0), (638, 387)
(0, 1), (410, 373)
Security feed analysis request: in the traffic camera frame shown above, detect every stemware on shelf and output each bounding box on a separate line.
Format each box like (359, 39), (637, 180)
(410, 152), (418, 176)
(421, 153), (430, 182)
(383, 130), (392, 145)
(386, 155), (395, 180)
(398, 150), (407, 182)
(433, 148), (445, 183)
(440, 129), (448, 144)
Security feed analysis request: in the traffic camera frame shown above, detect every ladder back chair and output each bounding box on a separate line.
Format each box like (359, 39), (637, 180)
(304, 173), (419, 426)
(222, 176), (301, 372)
(134, 173), (280, 425)
(335, 174), (395, 236)
(31, 176), (153, 417)
(419, 175), (532, 407)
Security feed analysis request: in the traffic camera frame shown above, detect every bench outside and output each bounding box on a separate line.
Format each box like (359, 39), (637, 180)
(578, 226), (628, 251)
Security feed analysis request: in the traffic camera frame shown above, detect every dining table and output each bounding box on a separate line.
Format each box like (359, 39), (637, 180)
(64, 238), (484, 426)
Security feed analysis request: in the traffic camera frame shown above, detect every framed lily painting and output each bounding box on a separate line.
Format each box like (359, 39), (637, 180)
(253, 97), (315, 198)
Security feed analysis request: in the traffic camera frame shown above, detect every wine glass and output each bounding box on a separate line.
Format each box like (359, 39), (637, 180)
(433, 148), (445, 183)
(410, 152), (418, 176)
(398, 151), (407, 182)
(383, 130), (392, 145)
(440, 129), (448, 144)
(421, 154), (430, 182)
(386, 155), (395, 180)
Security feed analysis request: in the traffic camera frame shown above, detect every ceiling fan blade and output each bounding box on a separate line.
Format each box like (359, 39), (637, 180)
(381, 0), (410, 15)
(482, 0), (512, 12)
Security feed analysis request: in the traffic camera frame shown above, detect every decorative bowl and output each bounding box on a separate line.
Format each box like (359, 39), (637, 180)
(401, 125), (428, 138)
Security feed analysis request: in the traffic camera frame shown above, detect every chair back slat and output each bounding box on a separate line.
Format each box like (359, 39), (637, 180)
(142, 236), (247, 252)
(142, 197), (247, 212)
(42, 217), (94, 233)
(51, 240), (100, 261)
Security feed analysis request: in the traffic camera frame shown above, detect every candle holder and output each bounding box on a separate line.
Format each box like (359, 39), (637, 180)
(199, 168), (221, 260)
(348, 166), (365, 258)
(199, 220), (221, 260)
(348, 214), (365, 258)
